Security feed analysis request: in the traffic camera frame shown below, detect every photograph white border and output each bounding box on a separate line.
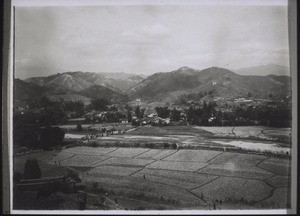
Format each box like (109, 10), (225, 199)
(5, 0), (297, 214)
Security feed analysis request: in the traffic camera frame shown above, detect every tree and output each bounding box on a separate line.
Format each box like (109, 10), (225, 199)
(91, 98), (109, 111)
(64, 100), (84, 117)
(135, 106), (141, 118)
(135, 106), (145, 119)
(40, 126), (65, 149)
(155, 107), (170, 118)
(170, 108), (181, 121)
(127, 110), (132, 122)
(23, 158), (41, 179)
(269, 93), (273, 98)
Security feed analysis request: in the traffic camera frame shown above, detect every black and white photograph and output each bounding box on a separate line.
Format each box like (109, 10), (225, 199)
(4, 0), (297, 214)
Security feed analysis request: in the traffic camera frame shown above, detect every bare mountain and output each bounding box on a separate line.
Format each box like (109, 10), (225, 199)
(128, 66), (291, 102)
(25, 71), (145, 93)
(234, 64), (290, 76)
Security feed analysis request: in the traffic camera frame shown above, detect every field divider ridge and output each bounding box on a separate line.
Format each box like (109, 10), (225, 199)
(129, 167), (145, 176)
(132, 148), (152, 158)
(104, 147), (119, 155)
(255, 156), (271, 166)
(205, 151), (224, 164)
(85, 156), (113, 172)
(189, 176), (221, 191)
(194, 163), (211, 173)
(196, 171), (271, 181)
(159, 149), (179, 160)
(90, 156), (114, 167)
(52, 153), (76, 163)
(185, 188), (209, 204)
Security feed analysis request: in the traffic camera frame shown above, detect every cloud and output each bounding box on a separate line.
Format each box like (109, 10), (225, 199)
(119, 23), (171, 45)
(141, 23), (171, 38)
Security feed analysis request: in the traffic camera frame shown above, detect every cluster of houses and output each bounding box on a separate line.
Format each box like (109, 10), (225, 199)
(132, 112), (187, 126)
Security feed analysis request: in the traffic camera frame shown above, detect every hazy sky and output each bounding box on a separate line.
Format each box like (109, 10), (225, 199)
(15, 1), (290, 79)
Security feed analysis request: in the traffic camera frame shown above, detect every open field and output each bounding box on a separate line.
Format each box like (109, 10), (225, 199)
(192, 177), (273, 202)
(14, 139), (291, 209)
(162, 149), (222, 163)
(196, 126), (291, 145)
(14, 125), (292, 210)
(135, 149), (177, 160)
(61, 125), (291, 156)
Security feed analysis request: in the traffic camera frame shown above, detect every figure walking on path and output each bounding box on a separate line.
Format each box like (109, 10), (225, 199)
(143, 174), (146, 180)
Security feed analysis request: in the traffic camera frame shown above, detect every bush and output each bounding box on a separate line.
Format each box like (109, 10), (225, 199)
(23, 158), (41, 179)
(40, 126), (65, 149)
(76, 124), (83, 131)
(162, 143), (170, 149)
(170, 143), (177, 149)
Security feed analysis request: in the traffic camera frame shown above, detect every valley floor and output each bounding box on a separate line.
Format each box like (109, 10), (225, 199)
(13, 125), (292, 211)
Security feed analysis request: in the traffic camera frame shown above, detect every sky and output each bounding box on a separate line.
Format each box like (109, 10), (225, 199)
(15, 1), (290, 79)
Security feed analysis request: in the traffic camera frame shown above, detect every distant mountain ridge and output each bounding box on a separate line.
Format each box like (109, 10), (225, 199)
(234, 64), (290, 76)
(16, 66), (291, 106)
(128, 66), (291, 102)
(25, 71), (145, 93)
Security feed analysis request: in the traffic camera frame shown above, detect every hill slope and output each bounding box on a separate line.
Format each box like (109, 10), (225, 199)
(128, 66), (290, 102)
(78, 85), (128, 103)
(25, 71), (145, 93)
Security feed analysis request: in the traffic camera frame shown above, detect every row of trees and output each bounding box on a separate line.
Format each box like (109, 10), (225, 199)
(14, 124), (65, 149)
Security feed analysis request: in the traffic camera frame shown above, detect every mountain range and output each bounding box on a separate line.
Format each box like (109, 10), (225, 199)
(15, 65), (291, 106)
(234, 64), (290, 76)
(128, 66), (291, 102)
(25, 71), (144, 93)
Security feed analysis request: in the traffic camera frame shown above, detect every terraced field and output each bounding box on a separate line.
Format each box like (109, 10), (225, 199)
(44, 146), (291, 209)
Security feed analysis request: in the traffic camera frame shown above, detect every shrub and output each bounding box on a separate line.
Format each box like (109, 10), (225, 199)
(162, 143), (170, 149)
(40, 126), (65, 149)
(76, 124), (83, 131)
(23, 158), (41, 179)
(170, 143), (177, 149)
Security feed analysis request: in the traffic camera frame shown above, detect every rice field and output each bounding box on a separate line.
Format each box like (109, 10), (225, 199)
(48, 152), (75, 163)
(198, 164), (273, 180)
(82, 175), (206, 206)
(196, 126), (291, 144)
(14, 135), (292, 209)
(61, 154), (110, 167)
(208, 152), (268, 165)
(134, 168), (218, 185)
(265, 175), (291, 188)
(135, 149), (177, 160)
(196, 126), (291, 139)
(95, 157), (154, 167)
(62, 146), (117, 155)
(258, 158), (291, 176)
(257, 187), (291, 209)
(211, 140), (291, 154)
(106, 148), (150, 158)
(87, 165), (142, 176)
(132, 172), (202, 189)
(145, 160), (208, 172)
(192, 176), (273, 202)
(132, 168), (218, 190)
(162, 149), (222, 163)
